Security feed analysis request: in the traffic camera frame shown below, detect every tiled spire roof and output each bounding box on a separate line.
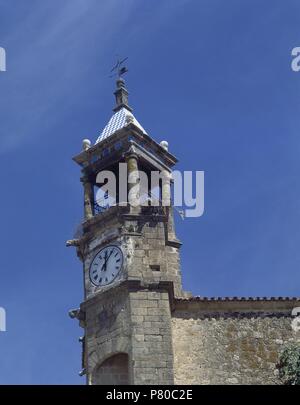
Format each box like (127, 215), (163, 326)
(95, 107), (147, 144)
(95, 77), (147, 144)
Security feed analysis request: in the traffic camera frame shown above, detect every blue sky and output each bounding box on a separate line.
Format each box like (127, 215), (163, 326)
(0, 0), (300, 384)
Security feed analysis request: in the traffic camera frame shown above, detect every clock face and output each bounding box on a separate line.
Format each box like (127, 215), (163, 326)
(89, 245), (123, 287)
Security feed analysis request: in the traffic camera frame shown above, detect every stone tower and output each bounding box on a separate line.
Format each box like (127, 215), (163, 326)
(68, 77), (183, 385)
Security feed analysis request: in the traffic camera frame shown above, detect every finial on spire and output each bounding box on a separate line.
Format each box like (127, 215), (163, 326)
(110, 57), (129, 80)
(110, 57), (132, 113)
(113, 78), (132, 112)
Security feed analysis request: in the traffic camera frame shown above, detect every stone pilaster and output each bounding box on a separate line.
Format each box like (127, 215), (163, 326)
(82, 177), (94, 220)
(161, 169), (171, 208)
(125, 146), (141, 214)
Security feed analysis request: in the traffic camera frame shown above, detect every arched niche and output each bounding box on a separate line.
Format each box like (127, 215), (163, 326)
(92, 353), (129, 385)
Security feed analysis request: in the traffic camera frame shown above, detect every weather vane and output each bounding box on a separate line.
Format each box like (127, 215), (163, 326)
(109, 56), (128, 79)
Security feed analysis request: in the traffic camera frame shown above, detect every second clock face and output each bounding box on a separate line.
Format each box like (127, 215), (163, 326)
(89, 245), (123, 287)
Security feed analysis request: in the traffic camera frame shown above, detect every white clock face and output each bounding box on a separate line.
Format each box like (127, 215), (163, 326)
(89, 245), (123, 287)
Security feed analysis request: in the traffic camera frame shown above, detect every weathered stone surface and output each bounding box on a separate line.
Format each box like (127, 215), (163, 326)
(129, 290), (174, 385)
(172, 305), (300, 385)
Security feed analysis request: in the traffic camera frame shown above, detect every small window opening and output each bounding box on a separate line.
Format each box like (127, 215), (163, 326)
(150, 265), (160, 272)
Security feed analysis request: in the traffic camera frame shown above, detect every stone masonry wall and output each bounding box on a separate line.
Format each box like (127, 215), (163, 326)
(129, 290), (174, 385)
(172, 302), (300, 385)
(125, 219), (183, 298)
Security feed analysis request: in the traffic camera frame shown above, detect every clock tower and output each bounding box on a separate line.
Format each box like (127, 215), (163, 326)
(68, 75), (183, 385)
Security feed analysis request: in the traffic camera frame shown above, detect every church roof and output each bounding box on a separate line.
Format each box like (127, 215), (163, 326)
(95, 107), (147, 144)
(176, 296), (300, 302)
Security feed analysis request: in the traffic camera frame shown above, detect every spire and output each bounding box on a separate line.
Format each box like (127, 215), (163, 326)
(113, 77), (132, 113)
(95, 59), (147, 144)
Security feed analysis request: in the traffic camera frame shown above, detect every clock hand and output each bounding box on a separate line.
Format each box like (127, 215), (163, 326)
(101, 250), (108, 272)
(100, 249), (115, 273)
(103, 250), (114, 272)
(105, 250), (114, 269)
